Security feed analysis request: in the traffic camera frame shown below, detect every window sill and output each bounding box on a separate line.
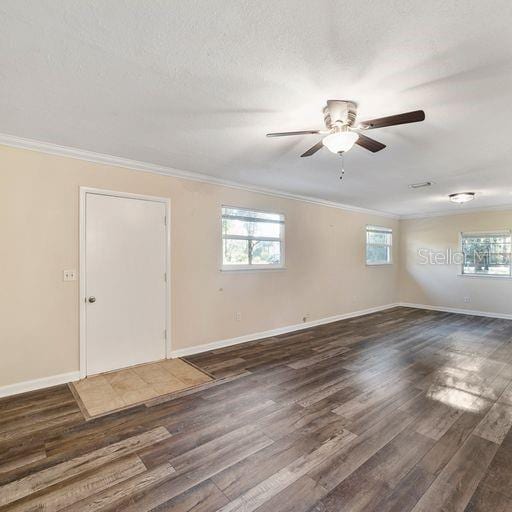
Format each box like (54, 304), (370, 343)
(457, 273), (512, 280)
(220, 266), (287, 273)
(366, 262), (393, 266)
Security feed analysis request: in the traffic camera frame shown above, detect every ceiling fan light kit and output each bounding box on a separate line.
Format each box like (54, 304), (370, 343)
(322, 130), (359, 154)
(449, 192), (475, 204)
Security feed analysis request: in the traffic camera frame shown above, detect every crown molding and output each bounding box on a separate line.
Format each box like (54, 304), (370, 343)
(400, 203), (512, 220)
(0, 132), (399, 219)
(4, 132), (512, 221)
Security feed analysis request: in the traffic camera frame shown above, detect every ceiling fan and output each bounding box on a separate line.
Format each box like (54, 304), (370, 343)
(266, 100), (425, 157)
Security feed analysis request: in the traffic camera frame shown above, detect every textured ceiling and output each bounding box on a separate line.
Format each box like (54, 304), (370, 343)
(1, 0), (512, 216)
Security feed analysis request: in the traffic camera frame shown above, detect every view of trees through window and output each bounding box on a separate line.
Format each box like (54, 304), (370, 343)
(222, 207), (284, 267)
(462, 232), (511, 275)
(366, 226), (392, 265)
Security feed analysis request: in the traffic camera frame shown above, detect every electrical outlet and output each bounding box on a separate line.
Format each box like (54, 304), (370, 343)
(234, 311), (242, 322)
(463, 297), (471, 303)
(63, 269), (77, 281)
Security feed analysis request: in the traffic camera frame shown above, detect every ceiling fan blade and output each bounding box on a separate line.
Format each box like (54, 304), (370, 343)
(359, 110), (425, 130)
(266, 130), (324, 137)
(300, 140), (325, 157)
(356, 133), (386, 153)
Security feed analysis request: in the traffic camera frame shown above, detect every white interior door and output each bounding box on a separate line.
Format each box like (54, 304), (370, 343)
(84, 192), (168, 376)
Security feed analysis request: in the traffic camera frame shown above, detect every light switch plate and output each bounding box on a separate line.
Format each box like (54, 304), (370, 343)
(63, 269), (77, 281)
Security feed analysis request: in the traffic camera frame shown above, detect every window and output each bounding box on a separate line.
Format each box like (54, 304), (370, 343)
(222, 206), (284, 269)
(461, 231), (511, 276)
(366, 225), (392, 265)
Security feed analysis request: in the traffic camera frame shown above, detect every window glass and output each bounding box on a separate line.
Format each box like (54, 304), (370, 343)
(222, 207), (284, 268)
(366, 226), (392, 265)
(462, 232), (511, 275)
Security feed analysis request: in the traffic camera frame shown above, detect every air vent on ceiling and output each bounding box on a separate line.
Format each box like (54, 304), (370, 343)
(409, 181), (433, 189)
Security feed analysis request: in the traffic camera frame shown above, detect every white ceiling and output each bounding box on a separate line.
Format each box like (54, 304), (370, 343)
(1, 0), (512, 216)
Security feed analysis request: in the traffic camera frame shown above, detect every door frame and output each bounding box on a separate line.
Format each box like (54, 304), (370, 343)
(79, 187), (171, 378)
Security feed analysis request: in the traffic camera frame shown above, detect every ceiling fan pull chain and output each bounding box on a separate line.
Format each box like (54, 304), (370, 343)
(339, 152), (345, 180)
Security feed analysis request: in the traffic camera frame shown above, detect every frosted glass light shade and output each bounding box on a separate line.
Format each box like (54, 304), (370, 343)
(322, 131), (359, 153)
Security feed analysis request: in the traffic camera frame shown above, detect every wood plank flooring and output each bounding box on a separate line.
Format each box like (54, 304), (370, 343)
(2, 307), (512, 511)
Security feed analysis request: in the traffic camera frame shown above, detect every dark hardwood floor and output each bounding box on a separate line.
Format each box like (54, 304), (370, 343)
(2, 307), (512, 511)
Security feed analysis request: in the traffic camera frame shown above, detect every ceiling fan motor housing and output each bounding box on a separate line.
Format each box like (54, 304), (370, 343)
(324, 100), (357, 130)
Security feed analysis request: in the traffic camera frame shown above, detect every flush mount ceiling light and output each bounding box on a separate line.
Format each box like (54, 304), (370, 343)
(322, 130), (359, 154)
(449, 192), (475, 204)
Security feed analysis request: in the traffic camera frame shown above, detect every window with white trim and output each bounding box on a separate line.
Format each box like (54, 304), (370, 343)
(366, 225), (392, 265)
(461, 231), (511, 276)
(222, 207), (284, 269)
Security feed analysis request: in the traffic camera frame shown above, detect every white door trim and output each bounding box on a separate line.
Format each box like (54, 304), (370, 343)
(79, 187), (171, 378)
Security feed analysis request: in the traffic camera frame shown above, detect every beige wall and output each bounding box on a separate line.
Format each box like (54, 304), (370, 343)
(0, 145), (399, 388)
(399, 210), (512, 316)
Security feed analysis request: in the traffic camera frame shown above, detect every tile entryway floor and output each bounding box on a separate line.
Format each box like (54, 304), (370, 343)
(70, 358), (212, 418)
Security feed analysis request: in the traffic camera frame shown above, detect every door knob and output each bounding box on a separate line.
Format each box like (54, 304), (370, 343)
(88, 296), (96, 303)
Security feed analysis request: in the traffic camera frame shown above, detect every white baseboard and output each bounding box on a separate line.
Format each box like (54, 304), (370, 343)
(399, 302), (512, 320)
(0, 303), (401, 399)
(3, 302), (508, 399)
(0, 371), (80, 399)
(0, 302), (512, 398)
(170, 303), (400, 358)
